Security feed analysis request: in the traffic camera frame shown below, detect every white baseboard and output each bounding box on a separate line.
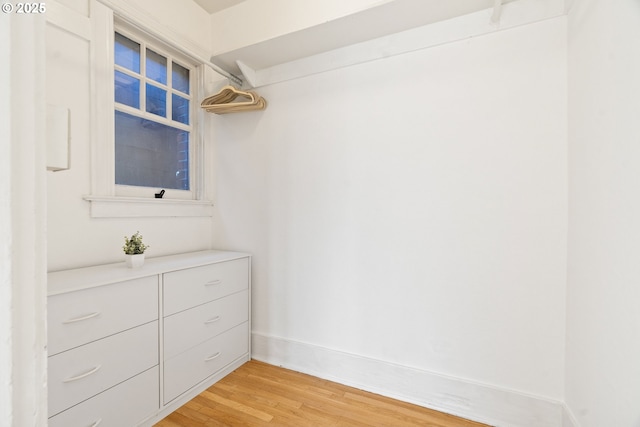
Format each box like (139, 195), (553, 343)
(252, 332), (564, 427)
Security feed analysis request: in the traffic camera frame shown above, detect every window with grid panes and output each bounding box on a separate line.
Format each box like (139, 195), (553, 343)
(113, 30), (194, 194)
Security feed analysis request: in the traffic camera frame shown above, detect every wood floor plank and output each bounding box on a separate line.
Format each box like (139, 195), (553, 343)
(175, 404), (214, 424)
(154, 360), (490, 427)
(193, 399), (266, 427)
(200, 389), (275, 422)
(213, 374), (304, 409)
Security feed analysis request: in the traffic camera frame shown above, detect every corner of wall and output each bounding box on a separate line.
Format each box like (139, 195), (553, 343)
(562, 403), (580, 427)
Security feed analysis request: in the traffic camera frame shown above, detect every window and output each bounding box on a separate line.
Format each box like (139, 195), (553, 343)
(113, 30), (194, 197)
(85, 6), (213, 218)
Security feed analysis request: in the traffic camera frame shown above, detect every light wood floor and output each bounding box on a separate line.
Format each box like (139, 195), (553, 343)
(154, 360), (490, 427)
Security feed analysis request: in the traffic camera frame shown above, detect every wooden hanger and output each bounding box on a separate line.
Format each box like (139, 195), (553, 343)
(200, 85), (267, 114)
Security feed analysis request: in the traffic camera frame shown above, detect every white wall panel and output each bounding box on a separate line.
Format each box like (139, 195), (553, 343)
(211, 14), (569, 420)
(566, 0), (640, 425)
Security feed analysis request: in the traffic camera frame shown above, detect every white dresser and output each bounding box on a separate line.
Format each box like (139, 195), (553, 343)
(47, 250), (251, 427)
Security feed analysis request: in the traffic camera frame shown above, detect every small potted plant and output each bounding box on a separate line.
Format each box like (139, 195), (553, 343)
(123, 231), (149, 268)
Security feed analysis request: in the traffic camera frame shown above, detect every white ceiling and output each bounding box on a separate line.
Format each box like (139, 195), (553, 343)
(192, 0), (246, 14)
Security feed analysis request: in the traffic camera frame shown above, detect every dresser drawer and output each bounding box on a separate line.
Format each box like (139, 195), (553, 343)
(49, 321), (159, 417)
(163, 322), (249, 404)
(48, 276), (158, 356)
(163, 257), (249, 316)
(49, 366), (159, 427)
(164, 290), (248, 360)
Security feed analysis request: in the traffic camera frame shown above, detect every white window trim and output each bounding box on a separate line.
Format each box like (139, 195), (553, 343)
(83, 195), (213, 217)
(85, 0), (212, 218)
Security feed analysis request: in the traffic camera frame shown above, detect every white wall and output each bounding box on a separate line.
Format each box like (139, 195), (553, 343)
(46, 0), (215, 271)
(37, 0), (640, 425)
(211, 14), (568, 424)
(1, 11), (48, 427)
(566, 0), (640, 425)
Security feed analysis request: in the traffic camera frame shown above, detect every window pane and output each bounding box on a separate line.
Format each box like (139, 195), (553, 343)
(146, 49), (167, 85)
(172, 62), (189, 94)
(114, 33), (140, 73)
(172, 94), (189, 125)
(115, 71), (140, 108)
(146, 83), (166, 117)
(115, 111), (190, 190)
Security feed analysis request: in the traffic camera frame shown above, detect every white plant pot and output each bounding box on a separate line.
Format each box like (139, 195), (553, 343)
(125, 253), (145, 268)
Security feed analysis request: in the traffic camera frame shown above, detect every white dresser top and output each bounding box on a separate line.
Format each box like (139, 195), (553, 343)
(48, 250), (250, 296)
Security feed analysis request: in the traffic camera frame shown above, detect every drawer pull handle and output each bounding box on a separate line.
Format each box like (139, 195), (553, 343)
(205, 351), (221, 362)
(89, 419), (102, 427)
(63, 365), (102, 383)
(205, 316), (221, 324)
(63, 312), (100, 324)
(205, 279), (222, 286)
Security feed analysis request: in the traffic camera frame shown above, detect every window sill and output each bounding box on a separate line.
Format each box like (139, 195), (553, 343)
(83, 195), (214, 218)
